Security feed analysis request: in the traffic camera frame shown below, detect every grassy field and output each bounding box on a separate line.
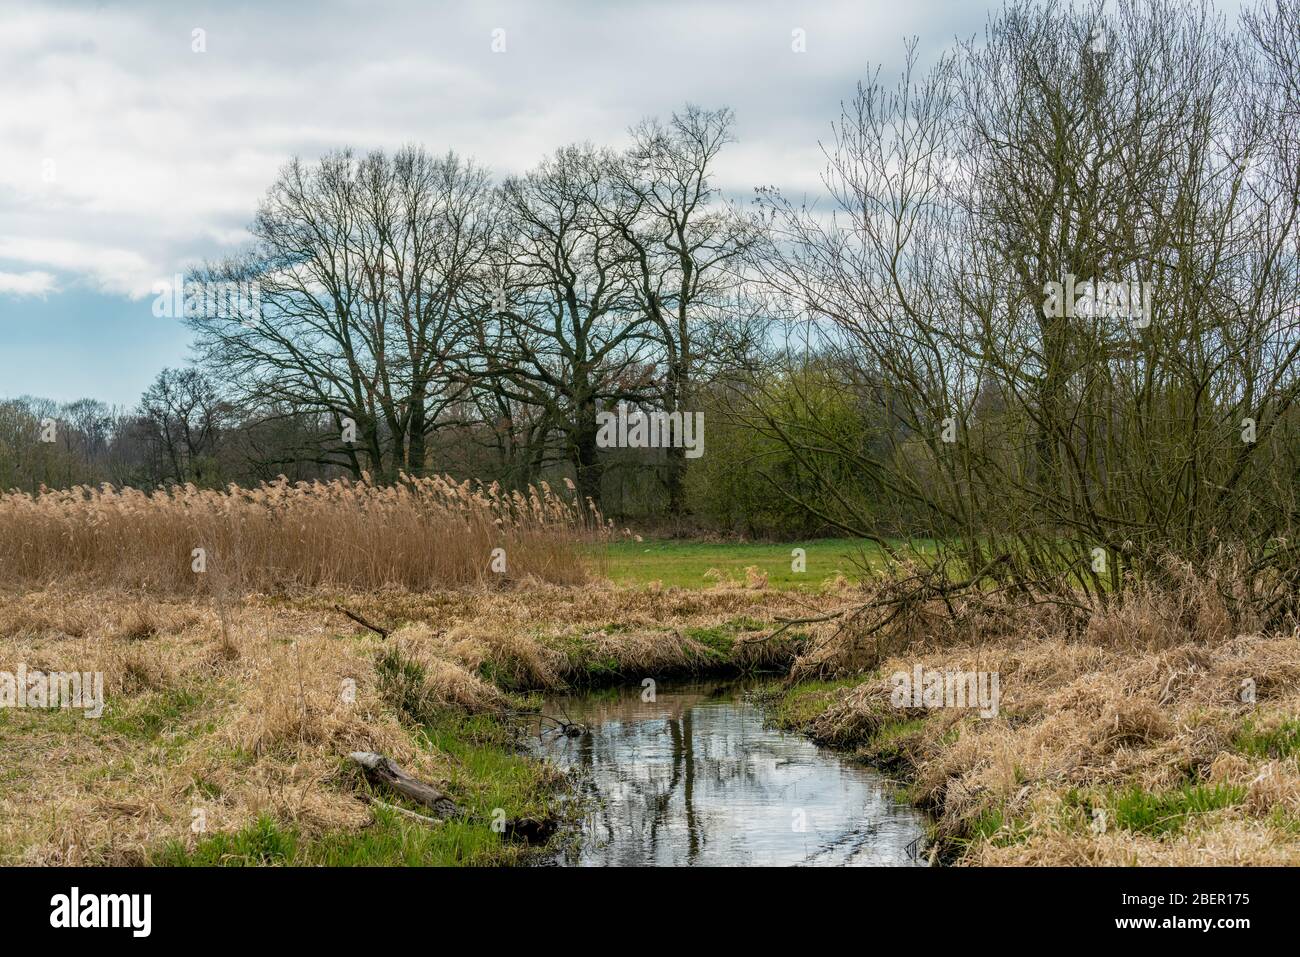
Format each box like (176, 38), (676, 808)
(3, 481), (1297, 867)
(6, 562), (1297, 866)
(0, 582), (814, 865)
(593, 537), (942, 589)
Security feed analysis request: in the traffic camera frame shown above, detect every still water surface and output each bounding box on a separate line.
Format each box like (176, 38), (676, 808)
(532, 681), (927, 866)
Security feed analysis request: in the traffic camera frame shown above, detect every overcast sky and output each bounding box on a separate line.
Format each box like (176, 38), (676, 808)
(0, 0), (1244, 405)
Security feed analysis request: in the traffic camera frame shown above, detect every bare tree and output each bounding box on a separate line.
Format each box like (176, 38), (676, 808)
(138, 367), (225, 484)
(614, 105), (758, 511)
(189, 146), (492, 481)
(480, 144), (655, 508)
(746, 0), (1300, 619)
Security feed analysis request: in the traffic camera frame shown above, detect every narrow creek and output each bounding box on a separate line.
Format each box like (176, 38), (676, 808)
(530, 680), (928, 866)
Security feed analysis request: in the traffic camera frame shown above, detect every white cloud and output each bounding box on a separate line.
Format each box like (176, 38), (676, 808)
(0, 0), (996, 301)
(0, 237), (156, 298)
(0, 269), (57, 297)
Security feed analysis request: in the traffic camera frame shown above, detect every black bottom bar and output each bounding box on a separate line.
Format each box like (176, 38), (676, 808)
(0, 865), (1280, 943)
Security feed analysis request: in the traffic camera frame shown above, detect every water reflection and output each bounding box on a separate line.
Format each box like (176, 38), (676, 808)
(532, 681), (927, 866)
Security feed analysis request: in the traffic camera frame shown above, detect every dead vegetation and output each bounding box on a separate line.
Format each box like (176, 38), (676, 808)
(1, 522), (1295, 866)
(0, 581), (817, 864)
(774, 563), (1300, 865)
(0, 474), (601, 593)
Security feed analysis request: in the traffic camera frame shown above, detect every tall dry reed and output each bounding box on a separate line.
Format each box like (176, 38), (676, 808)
(0, 474), (603, 592)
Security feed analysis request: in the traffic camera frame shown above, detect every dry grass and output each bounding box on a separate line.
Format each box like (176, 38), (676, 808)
(3, 514), (1295, 866)
(777, 569), (1300, 865)
(0, 581), (815, 864)
(0, 474), (600, 592)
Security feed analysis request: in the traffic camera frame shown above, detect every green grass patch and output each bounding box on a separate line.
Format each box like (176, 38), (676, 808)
(966, 807), (1029, 847)
(304, 806), (528, 866)
(590, 537), (940, 589)
(770, 677), (864, 728)
(154, 815), (297, 866)
(1268, 806), (1300, 835)
(682, 626), (733, 662)
(1107, 783), (1246, 837)
(157, 803), (546, 867)
(1234, 718), (1300, 759)
(549, 632), (624, 682)
(158, 705), (561, 866)
(682, 617), (765, 661)
(101, 687), (203, 741)
(875, 717), (929, 744)
(346, 707), (559, 865)
(375, 646), (433, 725)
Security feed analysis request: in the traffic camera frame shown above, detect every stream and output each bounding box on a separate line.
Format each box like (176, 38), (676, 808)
(530, 680), (928, 866)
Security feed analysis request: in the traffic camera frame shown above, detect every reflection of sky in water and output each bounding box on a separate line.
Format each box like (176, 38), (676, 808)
(533, 682), (927, 867)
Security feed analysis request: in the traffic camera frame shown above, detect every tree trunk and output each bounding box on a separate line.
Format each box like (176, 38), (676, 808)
(407, 393), (427, 477)
(572, 401), (604, 514)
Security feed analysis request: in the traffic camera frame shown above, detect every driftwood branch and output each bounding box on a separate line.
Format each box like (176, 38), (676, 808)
(348, 751), (458, 818)
(489, 707), (586, 737)
(335, 605), (390, 639)
(743, 610), (847, 644)
(350, 754), (556, 842)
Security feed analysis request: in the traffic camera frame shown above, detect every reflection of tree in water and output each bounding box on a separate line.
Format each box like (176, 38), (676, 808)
(535, 682), (927, 866)
(579, 697), (738, 864)
(649, 709), (701, 862)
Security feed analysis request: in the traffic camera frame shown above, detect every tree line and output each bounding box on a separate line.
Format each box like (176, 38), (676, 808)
(4, 1), (1299, 611)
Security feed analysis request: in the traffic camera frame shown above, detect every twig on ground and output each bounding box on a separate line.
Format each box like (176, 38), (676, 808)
(357, 793), (446, 827)
(334, 605), (390, 639)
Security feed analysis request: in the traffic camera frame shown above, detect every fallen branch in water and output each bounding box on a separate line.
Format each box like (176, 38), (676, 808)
(492, 707), (586, 737)
(335, 605), (390, 639)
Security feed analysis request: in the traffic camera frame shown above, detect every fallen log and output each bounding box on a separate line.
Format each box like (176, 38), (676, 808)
(348, 751), (458, 818)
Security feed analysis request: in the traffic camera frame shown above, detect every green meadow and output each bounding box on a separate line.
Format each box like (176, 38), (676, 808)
(590, 537), (943, 589)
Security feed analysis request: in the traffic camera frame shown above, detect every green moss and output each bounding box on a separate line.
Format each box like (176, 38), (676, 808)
(683, 625), (734, 660)
(771, 677), (863, 728)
